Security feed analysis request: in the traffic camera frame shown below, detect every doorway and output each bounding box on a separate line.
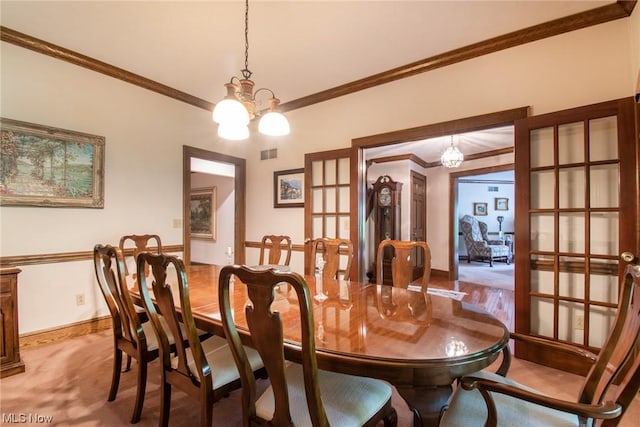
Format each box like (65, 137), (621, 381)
(182, 146), (246, 265)
(453, 167), (515, 288)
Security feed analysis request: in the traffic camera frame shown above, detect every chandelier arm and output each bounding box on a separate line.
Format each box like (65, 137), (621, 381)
(253, 87), (277, 100)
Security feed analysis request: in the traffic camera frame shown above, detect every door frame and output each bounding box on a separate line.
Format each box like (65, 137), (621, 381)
(182, 145), (246, 265)
(351, 107), (529, 283)
(449, 164), (515, 281)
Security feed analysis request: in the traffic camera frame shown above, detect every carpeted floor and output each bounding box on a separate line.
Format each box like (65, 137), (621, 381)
(458, 260), (514, 290)
(0, 330), (413, 426)
(2, 321), (638, 426)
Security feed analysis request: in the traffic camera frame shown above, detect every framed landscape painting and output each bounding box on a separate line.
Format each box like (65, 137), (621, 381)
(0, 118), (105, 208)
(190, 187), (216, 240)
(274, 168), (304, 208)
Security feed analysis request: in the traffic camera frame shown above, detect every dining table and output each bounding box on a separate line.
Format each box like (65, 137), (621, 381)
(131, 263), (510, 427)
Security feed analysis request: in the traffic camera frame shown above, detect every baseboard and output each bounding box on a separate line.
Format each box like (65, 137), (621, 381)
(20, 316), (112, 349)
(431, 268), (449, 279)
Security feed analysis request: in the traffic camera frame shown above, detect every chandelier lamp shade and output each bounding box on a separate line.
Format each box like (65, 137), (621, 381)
(212, 0), (290, 140)
(440, 135), (464, 168)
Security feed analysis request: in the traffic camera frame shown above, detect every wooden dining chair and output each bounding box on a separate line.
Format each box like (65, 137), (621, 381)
(218, 264), (398, 427)
(439, 254), (640, 427)
(258, 234), (292, 266)
(93, 244), (161, 423)
(119, 234), (163, 277)
(136, 253), (264, 427)
(376, 240), (432, 292)
(310, 237), (354, 280)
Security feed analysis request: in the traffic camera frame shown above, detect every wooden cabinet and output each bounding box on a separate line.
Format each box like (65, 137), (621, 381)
(1, 267), (25, 378)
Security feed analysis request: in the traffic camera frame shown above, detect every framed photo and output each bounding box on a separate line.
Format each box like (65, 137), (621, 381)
(0, 118), (105, 208)
(190, 187), (216, 240)
(495, 197), (509, 211)
(473, 202), (488, 216)
(274, 168), (304, 208)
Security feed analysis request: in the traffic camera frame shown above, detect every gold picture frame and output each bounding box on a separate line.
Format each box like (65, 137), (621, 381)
(473, 202), (488, 216)
(495, 197), (509, 211)
(190, 187), (216, 240)
(0, 117), (105, 208)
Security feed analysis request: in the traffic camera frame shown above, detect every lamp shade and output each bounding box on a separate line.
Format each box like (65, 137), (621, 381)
(217, 123), (249, 141)
(212, 98), (250, 125)
(258, 111), (290, 136)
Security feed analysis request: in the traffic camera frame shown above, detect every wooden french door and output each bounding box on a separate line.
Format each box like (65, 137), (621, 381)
(514, 97), (638, 374)
(304, 148), (352, 276)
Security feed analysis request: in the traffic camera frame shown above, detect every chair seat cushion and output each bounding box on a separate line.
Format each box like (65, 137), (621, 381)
(256, 363), (392, 427)
(487, 245), (510, 257)
(178, 335), (264, 389)
(439, 370), (579, 427)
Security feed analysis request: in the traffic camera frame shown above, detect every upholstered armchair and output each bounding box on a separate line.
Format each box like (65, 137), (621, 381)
(460, 215), (510, 267)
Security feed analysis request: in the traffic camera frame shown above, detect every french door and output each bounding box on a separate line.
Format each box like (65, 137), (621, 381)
(514, 97), (638, 374)
(304, 148), (352, 276)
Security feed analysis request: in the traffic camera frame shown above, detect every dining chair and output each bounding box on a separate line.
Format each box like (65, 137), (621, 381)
(258, 234), (292, 266)
(119, 234), (163, 319)
(119, 234), (163, 278)
(93, 244), (161, 423)
(376, 240), (432, 292)
(136, 253), (265, 427)
(218, 264), (398, 427)
(439, 254), (640, 427)
(310, 237), (354, 280)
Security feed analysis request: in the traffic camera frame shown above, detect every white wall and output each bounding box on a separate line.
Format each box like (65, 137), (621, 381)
(458, 178), (515, 234)
(1, 12), (637, 335)
(190, 173), (235, 266)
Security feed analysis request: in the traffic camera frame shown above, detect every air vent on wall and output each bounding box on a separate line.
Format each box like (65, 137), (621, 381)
(488, 186), (499, 192)
(260, 148), (278, 160)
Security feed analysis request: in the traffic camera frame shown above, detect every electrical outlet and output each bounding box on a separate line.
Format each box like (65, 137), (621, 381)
(172, 218), (182, 228)
(575, 314), (584, 330)
(76, 294), (85, 306)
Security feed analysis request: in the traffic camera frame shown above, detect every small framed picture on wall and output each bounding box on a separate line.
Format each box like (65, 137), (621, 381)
(473, 202), (488, 216)
(495, 197), (509, 211)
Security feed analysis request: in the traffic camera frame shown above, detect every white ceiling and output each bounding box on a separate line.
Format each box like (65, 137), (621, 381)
(1, 1), (614, 159)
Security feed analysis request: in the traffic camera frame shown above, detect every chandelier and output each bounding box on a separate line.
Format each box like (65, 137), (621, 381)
(212, 0), (290, 140)
(440, 135), (464, 168)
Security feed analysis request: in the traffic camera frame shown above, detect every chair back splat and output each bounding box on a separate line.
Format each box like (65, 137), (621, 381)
(310, 237), (354, 281)
(219, 265), (397, 427)
(376, 240), (431, 292)
(258, 234), (292, 266)
(119, 234), (163, 277)
(93, 244), (158, 423)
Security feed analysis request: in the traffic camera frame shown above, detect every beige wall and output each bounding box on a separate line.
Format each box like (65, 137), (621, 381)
(1, 12), (637, 334)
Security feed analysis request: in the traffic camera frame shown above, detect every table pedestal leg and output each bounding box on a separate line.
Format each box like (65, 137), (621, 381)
(396, 385), (452, 427)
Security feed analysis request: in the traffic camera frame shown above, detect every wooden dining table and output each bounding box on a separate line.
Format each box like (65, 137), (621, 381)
(132, 263), (509, 427)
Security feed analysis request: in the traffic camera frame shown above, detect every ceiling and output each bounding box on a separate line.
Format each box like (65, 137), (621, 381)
(1, 1), (617, 160)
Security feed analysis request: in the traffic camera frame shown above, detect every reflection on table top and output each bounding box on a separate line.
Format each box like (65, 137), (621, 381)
(134, 263), (509, 387)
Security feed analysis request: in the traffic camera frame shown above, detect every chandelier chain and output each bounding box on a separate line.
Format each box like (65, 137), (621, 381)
(241, 0), (252, 80)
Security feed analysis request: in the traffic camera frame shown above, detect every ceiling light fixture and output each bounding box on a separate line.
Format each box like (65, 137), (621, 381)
(441, 135), (464, 168)
(212, 0), (290, 140)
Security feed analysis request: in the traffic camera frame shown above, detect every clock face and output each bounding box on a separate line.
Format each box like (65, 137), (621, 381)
(379, 187), (392, 206)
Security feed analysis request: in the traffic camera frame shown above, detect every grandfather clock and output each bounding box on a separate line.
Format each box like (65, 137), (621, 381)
(370, 175), (402, 283)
